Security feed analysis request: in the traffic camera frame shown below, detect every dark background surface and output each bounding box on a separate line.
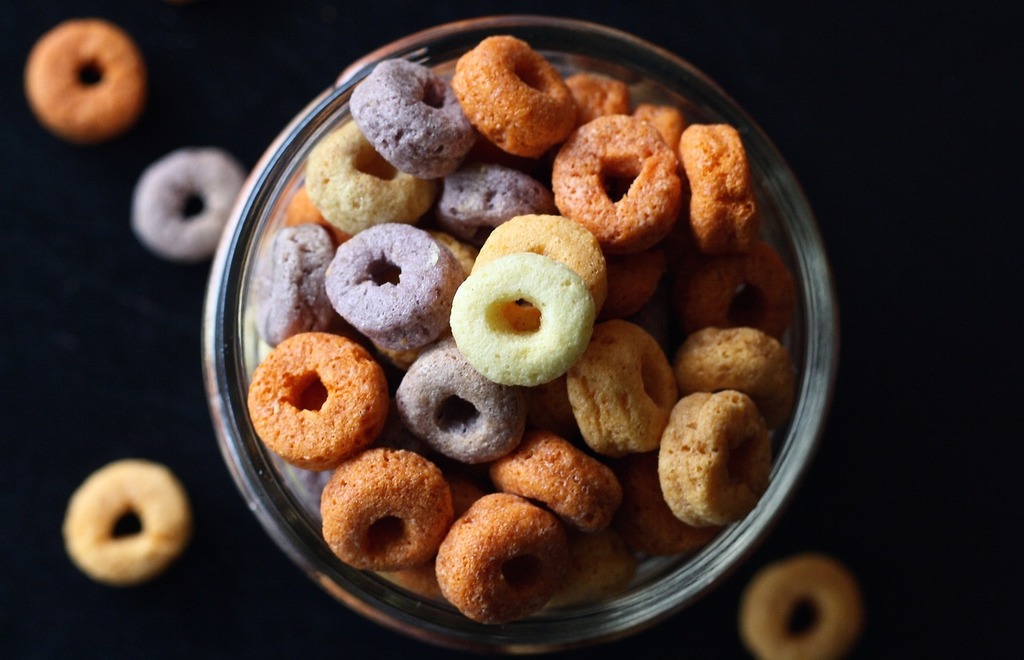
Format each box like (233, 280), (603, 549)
(2, 1), (1019, 658)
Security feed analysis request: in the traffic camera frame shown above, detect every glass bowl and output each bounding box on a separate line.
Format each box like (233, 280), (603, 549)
(202, 15), (838, 653)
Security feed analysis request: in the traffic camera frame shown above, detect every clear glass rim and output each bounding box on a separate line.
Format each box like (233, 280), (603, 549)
(202, 14), (839, 653)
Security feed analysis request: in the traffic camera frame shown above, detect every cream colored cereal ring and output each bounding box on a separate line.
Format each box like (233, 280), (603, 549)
(450, 252), (596, 386)
(566, 319), (678, 457)
(63, 459), (192, 586)
(658, 391), (771, 527)
(739, 553), (865, 660)
(305, 121), (436, 235)
(547, 527), (636, 608)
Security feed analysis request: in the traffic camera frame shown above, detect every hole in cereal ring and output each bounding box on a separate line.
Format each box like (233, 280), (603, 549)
(365, 515), (405, 555)
(112, 511), (142, 538)
(422, 78), (447, 109)
(182, 193), (206, 219)
(512, 60), (545, 92)
(78, 60), (103, 86)
(501, 554), (542, 590)
(368, 259), (402, 286)
(436, 395), (480, 434)
(295, 374), (329, 411)
(728, 283), (766, 328)
(500, 299), (541, 332)
(601, 171), (637, 203)
(354, 145), (398, 181)
(787, 597), (819, 636)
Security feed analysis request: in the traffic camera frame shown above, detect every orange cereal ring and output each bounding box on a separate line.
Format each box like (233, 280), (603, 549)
(435, 492), (570, 624)
(452, 35), (576, 158)
(489, 430), (622, 532)
(658, 391), (771, 527)
(673, 326), (796, 429)
(565, 72), (630, 126)
(566, 320), (678, 457)
(672, 241), (796, 339)
(305, 122), (436, 235)
(473, 214), (608, 313)
(320, 448), (453, 571)
(739, 553), (865, 660)
(547, 528), (636, 608)
(552, 114), (682, 254)
(680, 123), (759, 255)
(599, 247), (667, 320)
(247, 332), (389, 470)
(613, 452), (721, 556)
(24, 19), (147, 144)
(633, 103), (687, 154)
(283, 184), (350, 246)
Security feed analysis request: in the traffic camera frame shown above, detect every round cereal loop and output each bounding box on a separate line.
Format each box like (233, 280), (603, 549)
(305, 121), (436, 234)
(254, 224), (340, 347)
(428, 231), (477, 278)
(395, 338), (526, 464)
(552, 114), (682, 254)
(436, 162), (557, 246)
(62, 459), (191, 586)
(674, 326), (796, 429)
(324, 223), (464, 351)
(565, 72), (631, 126)
(566, 319), (678, 457)
(680, 123), (759, 255)
(489, 430), (622, 532)
(351, 59), (475, 179)
(547, 528), (636, 608)
(633, 103), (687, 155)
(247, 332), (389, 470)
(450, 252), (596, 387)
(599, 247), (667, 320)
(473, 213), (608, 312)
(320, 448), (453, 571)
(131, 147), (245, 263)
(283, 184), (350, 246)
(435, 492), (570, 624)
(613, 452), (721, 556)
(739, 553), (864, 660)
(452, 35), (576, 158)
(673, 241), (796, 339)
(24, 19), (147, 144)
(658, 391), (771, 527)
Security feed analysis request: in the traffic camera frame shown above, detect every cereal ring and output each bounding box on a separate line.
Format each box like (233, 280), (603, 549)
(739, 553), (864, 660)
(63, 459), (191, 586)
(452, 35), (576, 158)
(24, 19), (147, 144)
(633, 103), (687, 154)
(673, 326), (796, 429)
(351, 59), (475, 179)
(320, 448), (453, 571)
(247, 332), (389, 470)
(489, 430), (622, 532)
(283, 184), (350, 246)
(324, 223), (464, 351)
(599, 247), (666, 320)
(672, 241), (796, 339)
(552, 114), (682, 254)
(254, 224), (340, 347)
(547, 528), (636, 608)
(565, 72), (630, 126)
(566, 320), (678, 457)
(613, 452), (721, 556)
(305, 122), (436, 234)
(473, 213), (608, 312)
(450, 252), (596, 387)
(428, 231), (477, 278)
(435, 492), (570, 624)
(131, 147), (245, 263)
(395, 338), (526, 464)
(680, 123), (759, 255)
(658, 391), (771, 527)
(436, 163), (556, 246)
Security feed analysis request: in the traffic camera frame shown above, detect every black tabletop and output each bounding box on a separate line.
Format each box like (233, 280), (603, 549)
(3, 1), (1019, 658)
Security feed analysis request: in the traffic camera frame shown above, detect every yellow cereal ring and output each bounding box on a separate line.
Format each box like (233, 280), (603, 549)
(305, 121), (436, 234)
(450, 252), (596, 386)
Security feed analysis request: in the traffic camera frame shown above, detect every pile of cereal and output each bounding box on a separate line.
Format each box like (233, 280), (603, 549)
(245, 34), (798, 624)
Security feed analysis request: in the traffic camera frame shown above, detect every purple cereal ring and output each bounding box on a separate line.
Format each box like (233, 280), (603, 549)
(324, 223), (463, 350)
(436, 162), (557, 246)
(396, 338), (526, 463)
(131, 147), (245, 262)
(254, 223), (340, 347)
(351, 59), (475, 179)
